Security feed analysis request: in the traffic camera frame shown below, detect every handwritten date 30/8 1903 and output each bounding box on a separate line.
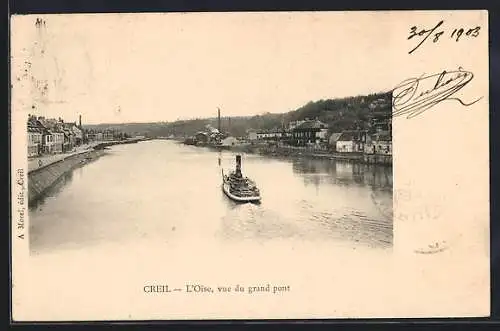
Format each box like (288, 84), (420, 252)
(408, 20), (480, 54)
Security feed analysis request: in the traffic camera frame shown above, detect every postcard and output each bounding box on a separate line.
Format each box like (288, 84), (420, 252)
(10, 10), (489, 320)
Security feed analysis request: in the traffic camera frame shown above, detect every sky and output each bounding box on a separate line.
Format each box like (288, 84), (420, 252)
(12, 12), (400, 124)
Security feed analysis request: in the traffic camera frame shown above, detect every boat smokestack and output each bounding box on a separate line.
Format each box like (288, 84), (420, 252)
(235, 154), (242, 176)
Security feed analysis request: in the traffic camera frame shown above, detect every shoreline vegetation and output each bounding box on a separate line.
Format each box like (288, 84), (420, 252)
(83, 92), (392, 139)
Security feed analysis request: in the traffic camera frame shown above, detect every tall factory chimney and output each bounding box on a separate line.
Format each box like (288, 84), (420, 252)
(217, 108), (221, 133)
(79, 114), (82, 128)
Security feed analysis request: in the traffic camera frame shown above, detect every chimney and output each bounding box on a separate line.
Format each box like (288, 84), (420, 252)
(235, 155), (242, 176)
(217, 108), (221, 133)
(78, 114), (82, 128)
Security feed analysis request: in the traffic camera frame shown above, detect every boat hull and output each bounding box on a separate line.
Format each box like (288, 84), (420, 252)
(222, 182), (261, 203)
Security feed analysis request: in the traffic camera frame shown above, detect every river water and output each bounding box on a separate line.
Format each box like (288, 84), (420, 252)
(29, 139), (393, 255)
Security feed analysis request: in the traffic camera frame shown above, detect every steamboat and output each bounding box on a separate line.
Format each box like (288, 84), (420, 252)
(222, 155), (261, 203)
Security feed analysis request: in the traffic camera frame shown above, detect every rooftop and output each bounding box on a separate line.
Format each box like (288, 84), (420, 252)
(294, 120), (328, 130)
(337, 130), (367, 141)
(373, 131), (392, 142)
(328, 132), (343, 143)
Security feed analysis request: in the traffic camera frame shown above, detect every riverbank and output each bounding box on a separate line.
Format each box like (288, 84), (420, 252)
(28, 149), (106, 206)
(92, 137), (147, 150)
(192, 142), (392, 166)
(28, 138), (146, 172)
(28, 138), (147, 206)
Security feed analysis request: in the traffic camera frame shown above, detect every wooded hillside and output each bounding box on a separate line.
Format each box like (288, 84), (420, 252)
(84, 91), (392, 137)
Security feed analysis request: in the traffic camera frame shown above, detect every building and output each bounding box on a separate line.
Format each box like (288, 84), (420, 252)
(336, 130), (367, 153)
(370, 116), (392, 134)
(27, 115), (47, 157)
(32, 116), (54, 153)
(288, 120), (306, 131)
(27, 114), (93, 155)
(85, 130), (97, 142)
(369, 98), (389, 110)
(290, 120), (329, 146)
(365, 131), (392, 155)
(51, 127), (65, 153)
(221, 136), (239, 147)
(328, 133), (343, 151)
(209, 132), (224, 145)
(27, 119), (44, 157)
(28, 126), (43, 157)
(70, 123), (83, 145)
(62, 126), (74, 152)
(256, 129), (283, 141)
(43, 130), (55, 153)
(103, 129), (114, 141)
(34, 117), (62, 154)
(194, 131), (210, 144)
(247, 130), (258, 141)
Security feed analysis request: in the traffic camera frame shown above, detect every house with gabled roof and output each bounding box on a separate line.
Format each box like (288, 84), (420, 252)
(61, 123), (76, 152)
(27, 115), (45, 157)
(290, 119), (328, 146)
(70, 123), (83, 145)
(328, 132), (343, 151)
(51, 125), (65, 153)
(30, 116), (57, 154)
(336, 130), (368, 153)
(365, 130), (392, 155)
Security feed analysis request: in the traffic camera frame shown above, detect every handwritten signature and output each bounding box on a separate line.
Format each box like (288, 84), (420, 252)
(392, 67), (483, 119)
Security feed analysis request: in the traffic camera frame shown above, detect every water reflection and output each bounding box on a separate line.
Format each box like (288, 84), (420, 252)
(292, 158), (392, 189)
(30, 141), (393, 254)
